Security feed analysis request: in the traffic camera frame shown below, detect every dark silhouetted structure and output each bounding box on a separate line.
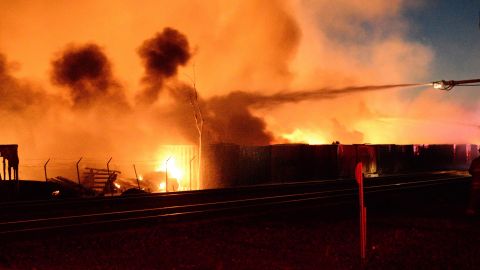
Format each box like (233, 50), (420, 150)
(0, 145), (19, 181)
(201, 143), (478, 189)
(467, 149), (480, 215)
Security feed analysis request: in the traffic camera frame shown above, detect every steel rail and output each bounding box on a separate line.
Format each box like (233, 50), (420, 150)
(0, 172), (463, 220)
(0, 175), (470, 236)
(0, 171), (464, 209)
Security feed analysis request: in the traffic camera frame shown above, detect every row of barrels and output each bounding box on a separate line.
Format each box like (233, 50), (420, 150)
(201, 144), (479, 189)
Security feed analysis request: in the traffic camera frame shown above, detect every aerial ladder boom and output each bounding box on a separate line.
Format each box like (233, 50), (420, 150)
(432, 79), (480, 91)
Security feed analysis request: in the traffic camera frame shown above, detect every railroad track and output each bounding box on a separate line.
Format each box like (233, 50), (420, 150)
(0, 172), (471, 237)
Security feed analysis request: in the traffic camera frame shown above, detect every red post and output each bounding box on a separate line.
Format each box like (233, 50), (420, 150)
(355, 162), (367, 263)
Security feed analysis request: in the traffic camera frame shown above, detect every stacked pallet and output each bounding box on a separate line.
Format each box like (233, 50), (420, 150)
(82, 168), (121, 195)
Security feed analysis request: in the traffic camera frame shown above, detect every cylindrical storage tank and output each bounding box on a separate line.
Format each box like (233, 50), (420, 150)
(311, 144), (340, 179)
(416, 144), (455, 171)
(337, 145), (357, 178)
(454, 144), (468, 169)
(202, 143), (240, 189)
(375, 144), (395, 175)
(337, 144), (376, 178)
(356, 144), (377, 175)
(470, 145), (479, 161)
(270, 144), (307, 183)
(238, 146), (271, 186)
(298, 145), (319, 181)
(394, 145), (415, 173)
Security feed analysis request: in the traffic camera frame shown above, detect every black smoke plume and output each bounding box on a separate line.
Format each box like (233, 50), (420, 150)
(136, 26), (422, 146)
(51, 44), (126, 108)
(204, 92), (274, 145)
(169, 83), (422, 145)
(137, 28), (191, 105)
(167, 85), (273, 146)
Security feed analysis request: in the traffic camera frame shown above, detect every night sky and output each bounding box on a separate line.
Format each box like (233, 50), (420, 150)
(406, 0), (480, 80)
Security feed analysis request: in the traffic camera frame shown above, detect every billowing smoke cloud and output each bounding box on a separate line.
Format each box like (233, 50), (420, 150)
(174, 83), (417, 145)
(331, 118), (363, 143)
(164, 84), (273, 145)
(0, 53), (48, 113)
(1, 0), (480, 181)
(137, 28), (191, 104)
(0, 53), (5, 74)
(203, 92), (273, 145)
(51, 44), (127, 108)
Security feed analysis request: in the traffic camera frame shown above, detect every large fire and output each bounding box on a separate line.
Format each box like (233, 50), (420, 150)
(1, 1), (479, 182)
(155, 157), (184, 180)
(155, 157), (185, 192)
(135, 145), (197, 192)
(282, 129), (329, 145)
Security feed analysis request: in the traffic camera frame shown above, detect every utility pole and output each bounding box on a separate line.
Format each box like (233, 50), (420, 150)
(165, 156), (172, 192)
(190, 156), (196, 191)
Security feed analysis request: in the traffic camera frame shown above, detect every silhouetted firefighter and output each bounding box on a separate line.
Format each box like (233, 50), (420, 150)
(0, 145), (19, 181)
(467, 148), (480, 216)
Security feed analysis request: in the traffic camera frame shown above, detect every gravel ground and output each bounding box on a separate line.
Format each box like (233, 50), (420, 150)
(0, 193), (479, 269)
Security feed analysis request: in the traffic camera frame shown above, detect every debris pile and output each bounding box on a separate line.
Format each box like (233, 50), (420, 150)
(82, 167), (121, 195)
(47, 176), (96, 197)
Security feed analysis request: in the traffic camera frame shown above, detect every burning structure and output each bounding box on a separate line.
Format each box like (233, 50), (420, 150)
(0, 142), (477, 200)
(74, 145), (199, 195)
(1, 1), (479, 190)
(137, 145), (198, 192)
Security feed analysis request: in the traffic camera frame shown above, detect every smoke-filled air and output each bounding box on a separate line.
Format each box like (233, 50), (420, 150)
(1, 0), (480, 180)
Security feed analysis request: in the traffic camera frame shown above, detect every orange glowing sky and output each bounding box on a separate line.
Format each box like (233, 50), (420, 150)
(1, 0), (480, 165)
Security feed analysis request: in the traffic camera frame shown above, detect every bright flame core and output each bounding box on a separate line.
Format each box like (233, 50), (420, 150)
(282, 129), (328, 144)
(158, 182), (166, 191)
(151, 145), (198, 192)
(156, 157), (184, 180)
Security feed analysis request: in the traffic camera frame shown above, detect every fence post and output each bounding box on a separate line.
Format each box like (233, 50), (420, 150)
(190, 156), (196, 191)
(106, 157), (113, 196)
(133, 164), (141, 189)
(76, 157), (83, 185)
(165, 157), (172, 192)
(44, 158), (50, 182)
